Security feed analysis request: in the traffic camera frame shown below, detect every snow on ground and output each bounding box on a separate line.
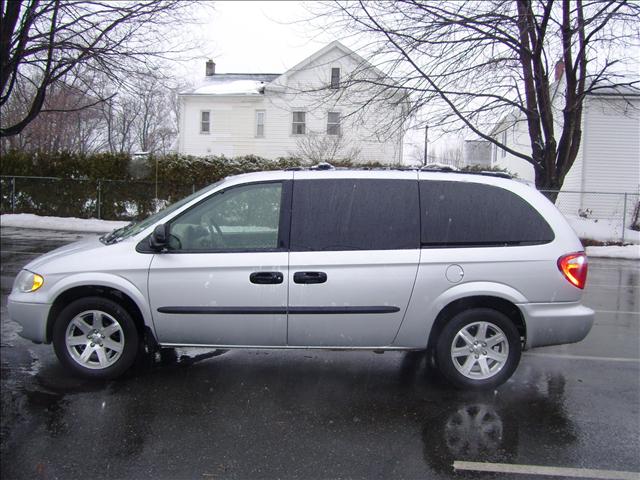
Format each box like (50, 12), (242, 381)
(566, 215), (640, 244)
(586, 245), (640, 259)
(0, 213), (127, 233)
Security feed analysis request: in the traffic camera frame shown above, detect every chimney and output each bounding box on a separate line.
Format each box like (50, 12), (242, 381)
(206, 59), (216, 76)
(554, 60), (565, 81)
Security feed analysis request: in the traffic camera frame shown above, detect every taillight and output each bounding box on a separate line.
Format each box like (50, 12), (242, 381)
(558, 252), (588, 289)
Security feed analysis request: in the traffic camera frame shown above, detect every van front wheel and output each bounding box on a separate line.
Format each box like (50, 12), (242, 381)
(436, 308), (521, 390)
(52, 296), (139, 379)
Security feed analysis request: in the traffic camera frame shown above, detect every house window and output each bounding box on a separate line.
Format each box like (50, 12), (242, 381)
(200, 111), (211, 134)
(501, 130), (507, 157)
(255, 110), (265, 137)
(292, 111), (306, 135)
(330, 68), (340, 89)
(327, 112), (341, 135)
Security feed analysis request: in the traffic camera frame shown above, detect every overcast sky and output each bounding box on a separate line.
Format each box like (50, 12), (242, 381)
(189, 1), (335, 75)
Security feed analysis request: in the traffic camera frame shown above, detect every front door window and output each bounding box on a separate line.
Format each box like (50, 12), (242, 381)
(168, 182), (283, 252)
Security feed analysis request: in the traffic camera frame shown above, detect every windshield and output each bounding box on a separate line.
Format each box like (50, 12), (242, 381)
(100, 180), (223, 244)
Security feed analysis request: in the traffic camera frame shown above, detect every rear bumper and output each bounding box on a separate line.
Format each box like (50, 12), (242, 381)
(520, 302), (594, 349)
(7, 296), (50, 343)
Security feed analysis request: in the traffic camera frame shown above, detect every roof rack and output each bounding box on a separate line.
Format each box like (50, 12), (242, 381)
(310, 162), (335, 170)
(285, 163), (512, 179)
(420, 165), (512, 179)
(470, 171), (512, 179)
(420, 164), (458, 173)
(286, 162), (336, 171)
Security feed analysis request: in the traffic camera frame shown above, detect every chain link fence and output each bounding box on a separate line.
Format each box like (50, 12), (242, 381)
(1, 175), (639, 243)
(543, 189), (640, 244)
(0, 176), (198, 222)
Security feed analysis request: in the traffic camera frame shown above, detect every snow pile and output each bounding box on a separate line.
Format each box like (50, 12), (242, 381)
(586, 245), (640, 259)
(0, 214), (128, 233)
(566, 215), (640, 244)
(192, 80), (265, 95)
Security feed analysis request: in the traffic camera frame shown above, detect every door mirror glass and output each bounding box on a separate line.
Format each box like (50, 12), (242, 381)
(149, 223), (169, 251)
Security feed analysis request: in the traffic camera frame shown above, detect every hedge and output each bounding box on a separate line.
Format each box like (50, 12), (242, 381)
(0, 151), (387, 220)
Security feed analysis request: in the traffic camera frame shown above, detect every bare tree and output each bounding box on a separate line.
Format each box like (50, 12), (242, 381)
(102, 95), (139, 155)
(0, 71), (105, 153)
(0, 0), (201, 137)
(1, 67), (183, 155)
(292, 131), (361, 164)
(318, 0), (639, 194)
(405, 136), (462, 168)
(134, 76), (177, 154)
(438, 145), (463, 168)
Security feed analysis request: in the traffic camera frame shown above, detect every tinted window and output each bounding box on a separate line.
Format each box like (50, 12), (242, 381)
(291, 179), (419, 251)
(420, 181), (554, 247)
(169, 182), (283, 251)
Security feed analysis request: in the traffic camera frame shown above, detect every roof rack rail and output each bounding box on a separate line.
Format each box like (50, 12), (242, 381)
(310, 162), (335, 170)
(286, 162), (336, 171)
(284, 164), (511, 179)
(469, 171), (512, 179)
(420, 165), (459, 173)
(419, 165), (512, 179)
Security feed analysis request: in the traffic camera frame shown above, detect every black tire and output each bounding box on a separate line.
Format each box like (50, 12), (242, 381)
(52, 296), (139, 379)
(435, 308), (521, 390)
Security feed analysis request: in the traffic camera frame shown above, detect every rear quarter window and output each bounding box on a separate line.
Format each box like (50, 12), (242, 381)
(420, 180), (554, 247)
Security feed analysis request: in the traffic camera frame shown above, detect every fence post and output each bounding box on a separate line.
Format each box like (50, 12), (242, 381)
(11, 177), (16, 213)
(621, 193), (627, 244)
(97, 180), (102, 220)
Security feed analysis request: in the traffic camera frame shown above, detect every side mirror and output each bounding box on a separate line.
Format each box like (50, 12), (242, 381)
(149, 223), (169, 251)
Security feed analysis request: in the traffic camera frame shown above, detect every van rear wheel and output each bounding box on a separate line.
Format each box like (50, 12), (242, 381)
(52, 296), (139, 379)
(436, 308), (521, 390)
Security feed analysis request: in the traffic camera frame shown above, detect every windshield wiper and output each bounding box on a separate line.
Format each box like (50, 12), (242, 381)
(100, 222), (134, 244)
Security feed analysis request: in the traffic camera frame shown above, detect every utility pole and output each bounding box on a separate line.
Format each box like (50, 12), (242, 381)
(423, 124), (429, 166)
(155, 155), (159, 204)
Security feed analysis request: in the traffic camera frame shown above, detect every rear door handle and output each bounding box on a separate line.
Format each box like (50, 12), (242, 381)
(250, 271), (284, 284)
(294, 271), (327, 284)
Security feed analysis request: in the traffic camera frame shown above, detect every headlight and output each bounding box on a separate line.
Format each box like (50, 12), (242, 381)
(13, 270), (44, 293)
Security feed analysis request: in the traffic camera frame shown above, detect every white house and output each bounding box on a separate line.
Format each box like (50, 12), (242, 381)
(492, 74), (640, 224)
(463, 140), (492, 167)
(177, 42), (406, 164)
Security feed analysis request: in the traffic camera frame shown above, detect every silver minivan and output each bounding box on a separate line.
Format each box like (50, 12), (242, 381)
(8, 169), (594, 389)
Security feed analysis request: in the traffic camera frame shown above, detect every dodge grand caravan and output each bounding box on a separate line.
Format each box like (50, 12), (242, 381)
(8, 168), (594, 389)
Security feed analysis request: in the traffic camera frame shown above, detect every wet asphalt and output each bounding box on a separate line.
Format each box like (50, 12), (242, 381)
(1, 226), (638, 480)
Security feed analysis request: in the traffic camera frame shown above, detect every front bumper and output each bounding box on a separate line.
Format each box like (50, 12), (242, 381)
(7, 296), (51, 343)
(520, 302), (595, 349)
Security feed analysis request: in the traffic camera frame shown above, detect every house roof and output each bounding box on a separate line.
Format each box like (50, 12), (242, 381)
(587, 84), (640, 97)
(270, 40), (386, 83)
(180, 41), (388, 97)
(181, 73), (280, 96)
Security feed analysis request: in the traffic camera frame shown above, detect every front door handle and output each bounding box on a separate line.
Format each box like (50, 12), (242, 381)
(294, 271), (327, 284)
(250, 271), (284, 284)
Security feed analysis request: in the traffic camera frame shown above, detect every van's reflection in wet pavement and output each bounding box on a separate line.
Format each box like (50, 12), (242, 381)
(1, 228), (639, 479)
(3, 344), (626, 480)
